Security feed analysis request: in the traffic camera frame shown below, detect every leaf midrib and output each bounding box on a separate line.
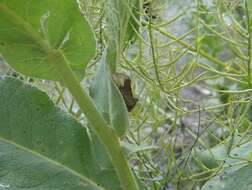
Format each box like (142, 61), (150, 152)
(0, 3), (50, 53)
(0, 137), (105, 190)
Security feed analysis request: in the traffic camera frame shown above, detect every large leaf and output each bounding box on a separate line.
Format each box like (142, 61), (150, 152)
(90, 50), (129, 137)
(0, 77), (121, 190)
(198, 138), (252, 190)
(196, 137), (252, 169)
(0, 0), (95, 80)
(202, 164), (252, 190)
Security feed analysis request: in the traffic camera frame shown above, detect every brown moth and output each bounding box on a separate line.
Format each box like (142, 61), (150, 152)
(112, 73), (138, 112)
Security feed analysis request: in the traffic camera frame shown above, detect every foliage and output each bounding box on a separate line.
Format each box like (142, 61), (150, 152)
(90, 50), (129, 137)
(0, 0), (95, 80)
(0, 77), (120, 190)
(0, 0), (138, 190)
(1, 0), (252, 190)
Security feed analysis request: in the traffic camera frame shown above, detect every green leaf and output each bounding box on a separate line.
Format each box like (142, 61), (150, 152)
(199, 139), (252, 190)
(125, 0), (140, 43)
(202, 164), (252, 190)
(0, 0), (95, 80)
(0, 77), (121, 190)
(105, 0), (137, 72)
(248, 1), (252, 10)
(196, 137), (252, 169)
(90, 51), (129, 137)
(194, 144), (227, 169)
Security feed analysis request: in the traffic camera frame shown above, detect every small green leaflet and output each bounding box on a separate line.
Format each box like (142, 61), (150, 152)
(90, 50), (129, 137)
(105, 0), (138, 72)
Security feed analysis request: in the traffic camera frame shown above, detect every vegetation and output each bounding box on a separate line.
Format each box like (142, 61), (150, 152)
(0, 0), (252, 189)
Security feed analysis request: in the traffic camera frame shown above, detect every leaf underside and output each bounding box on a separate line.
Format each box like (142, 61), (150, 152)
(202, 164), (252, 190)
(90, 51), (129, 137)
(0, 77), (121, 190)
(0, 0), (95, 81)
(200, 140), (252, 190)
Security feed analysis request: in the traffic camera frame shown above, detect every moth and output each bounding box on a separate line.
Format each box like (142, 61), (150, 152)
(112, 73), (138, 112)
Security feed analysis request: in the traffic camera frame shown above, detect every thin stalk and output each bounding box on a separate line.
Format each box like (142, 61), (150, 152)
(199, 18), (246, 47)
(245, 0), (252, 86)
(153, 26), (240, 74)
(148, 4), (163, 90)
(48, 50), (139, 190)
(125, 2), (239, 73)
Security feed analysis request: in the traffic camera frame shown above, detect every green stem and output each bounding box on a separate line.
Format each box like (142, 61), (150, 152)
(148, 3), (163, 90)
(153, 26), (240, 74)
(245, 0), (251, 86)
(48, 50), (139, 190)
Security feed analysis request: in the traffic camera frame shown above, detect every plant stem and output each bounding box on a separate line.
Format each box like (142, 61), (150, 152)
(245, 0), (251, 86)
(152, 26), (241, 74)
(148, 3), (163, 90)
(48, 50), (139, 190)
